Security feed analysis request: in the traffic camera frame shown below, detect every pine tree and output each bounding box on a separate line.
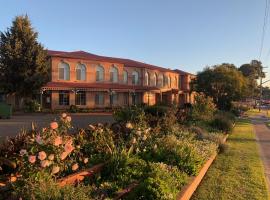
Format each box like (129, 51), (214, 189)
(0, 15), (49, 99)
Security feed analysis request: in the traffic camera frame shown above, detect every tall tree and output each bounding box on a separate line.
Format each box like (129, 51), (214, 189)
(238, 60), (265, 98)
(192, 63), (248, 110)
(0, 15), (49, 99)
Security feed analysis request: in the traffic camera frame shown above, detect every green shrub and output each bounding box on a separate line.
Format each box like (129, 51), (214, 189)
(144, 105), (169, 117)
(13, 172), (93, 200)
(191, 93), (216, 122)
(142, 135), (217, 176)
(125, 162), (188, 200)
(210, 115), (233, 133)
(23, 99), (41, 112)
(69, 105), (78, 113)
(113, 106), (146, 124)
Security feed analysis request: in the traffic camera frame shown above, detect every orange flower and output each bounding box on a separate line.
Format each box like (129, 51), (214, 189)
(72, 163), (79, 171)
(50, 122), (58, 130)
(38, 151), (47, 161)
(40, 160), (50, 168)
(64, 140), (74, 153)
(60, 151), (68, 160)
(54, 136), (62, 146)
(52, 166), (60, 174)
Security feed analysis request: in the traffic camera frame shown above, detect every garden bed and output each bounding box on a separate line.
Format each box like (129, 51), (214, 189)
(0, 104), (234, 199)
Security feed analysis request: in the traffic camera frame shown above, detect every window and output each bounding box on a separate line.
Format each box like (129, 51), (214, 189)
(59, 91), (69, 105)
(110, 92), (118, 105)
(131, 93), (140, 105)
(95, 93), (104, 105)
(58, 62), (70, 80)
(159, 74), (164, 87)
(76, 64), (86, 81)
(110, 65), (118, 83)
(153, 73), (158, 86)
(145, 72), (150, 86)
(174, 76), (177, 88)
(75, 91), (86, 105)
(168, 76), (171, 87)
(123, 70), (128, 84)
(163, 75), (167, 87)
(96, 65), (104, 82)
(132, 71), (139, 85)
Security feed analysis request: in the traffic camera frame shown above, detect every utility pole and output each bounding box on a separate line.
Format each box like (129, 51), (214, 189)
(259, 66), (268, 111)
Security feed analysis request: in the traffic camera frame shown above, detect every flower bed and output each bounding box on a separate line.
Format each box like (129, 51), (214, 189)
(0, 106), (227, 200)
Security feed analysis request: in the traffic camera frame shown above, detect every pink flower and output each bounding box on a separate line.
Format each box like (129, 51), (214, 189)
(48, 154), (54, 161)
(19, 149), (27, 156)
(40, 160), (50, 168)
(72, 163), (79, 171)
(50, 122), (58, 130)
(28, 155), (36, 164)
(52, 166), (60, 174)
(35, 134), (43, 144)
(64, 140), (74, 153)
(66, 116), (72, 122)
(54, 136), (62, 146)
(60, 151), (68, 160)
(62, 113), (67, 118)
(38, 151), (47, 161)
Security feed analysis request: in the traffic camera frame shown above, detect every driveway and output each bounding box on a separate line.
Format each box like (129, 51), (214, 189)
(0, 113), (114, 138)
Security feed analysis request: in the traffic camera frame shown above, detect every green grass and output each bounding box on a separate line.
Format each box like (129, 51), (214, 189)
(191, 119), (269, 200)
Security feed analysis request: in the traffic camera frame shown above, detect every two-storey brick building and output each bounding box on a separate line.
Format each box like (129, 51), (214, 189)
(39, 50), (194, 110)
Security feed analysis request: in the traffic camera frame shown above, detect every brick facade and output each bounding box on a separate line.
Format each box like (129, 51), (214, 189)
(41, 50), (194, 110)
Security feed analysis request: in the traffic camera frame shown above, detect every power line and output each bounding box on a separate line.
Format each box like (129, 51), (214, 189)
(259, 0), (270, 60)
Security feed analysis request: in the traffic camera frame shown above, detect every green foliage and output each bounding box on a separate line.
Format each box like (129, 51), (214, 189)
(23, 99), (41, 112)
(193, 64), (248, 110)
(144, 105), (169, 117)
(69, 105), (79, 113)
(125, 162), (188, 200)
(0, 15), (49, 98)
(113, 106), (146, 124)
(13, 171), (93, 200)
(191, 93), (216, 122)
(142, 135), (217, 176)
(210, 112), (234, 133)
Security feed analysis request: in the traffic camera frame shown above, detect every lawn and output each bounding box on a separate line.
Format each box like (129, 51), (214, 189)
(191, 119), (269, 200)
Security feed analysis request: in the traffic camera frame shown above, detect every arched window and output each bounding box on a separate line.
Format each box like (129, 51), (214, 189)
(76, 63), (86, 81)
(159, 74), (164, 87)
(168, 76), (171, 87)
(123, 70), (128, 84)
(163, 74), (167, 87)
(145, 72), (150, 86)
(153, 73), (158, 86)
(132, 71), (139, 85)
(58, 62), (70, 80)
(110, 65), (118, 83)
(96, 65), (104, 81)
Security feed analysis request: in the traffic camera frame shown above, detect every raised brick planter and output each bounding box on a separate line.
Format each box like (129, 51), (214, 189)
(57, 163), (104, 187)
(177, 134), (229, 200)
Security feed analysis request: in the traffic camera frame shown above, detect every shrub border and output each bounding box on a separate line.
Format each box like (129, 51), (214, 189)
(177, 134), (229, 200)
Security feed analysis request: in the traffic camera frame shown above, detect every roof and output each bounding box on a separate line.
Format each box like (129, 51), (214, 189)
(174, 69), (195, 76)
(43, 81), (160, 91)
(47, 50), (190, 74)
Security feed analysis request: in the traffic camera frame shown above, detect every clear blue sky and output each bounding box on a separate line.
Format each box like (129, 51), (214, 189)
(0, 0), (269, 76)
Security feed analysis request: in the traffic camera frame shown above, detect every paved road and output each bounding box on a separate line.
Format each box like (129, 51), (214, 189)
(250, 113), (270, 191)
(0, 113), (114, 138)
